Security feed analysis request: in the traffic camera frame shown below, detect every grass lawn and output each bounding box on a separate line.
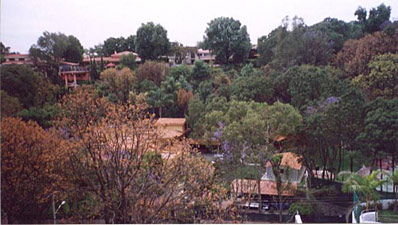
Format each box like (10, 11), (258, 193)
(378, 209), (398, 223)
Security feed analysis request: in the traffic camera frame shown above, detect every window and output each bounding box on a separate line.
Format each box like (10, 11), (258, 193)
(19, 58), (25, 61)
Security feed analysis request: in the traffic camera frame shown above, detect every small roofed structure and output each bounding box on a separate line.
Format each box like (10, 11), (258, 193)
(1, 54), (33, 65)
(82, 51), (141, 67)
(106, 63), (115, 68)
(265, 152), (303, 171)
(59, 61), (90, 88)
(155, 118), (186, 140)
(231, 152), (305, 199)
(231, 179), (297, 197)
(263, 152), (305, 182)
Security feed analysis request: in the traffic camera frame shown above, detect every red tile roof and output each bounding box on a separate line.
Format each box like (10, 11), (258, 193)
(156, 118), (186, 126)
(231, 179), (297, 196)
(158, 129), (184, 139)
(2, 61), (33, 65)
(265, 152), (303, 170)
(60, 61), (79, 66)
(111, 51), (138, 58)
(5, 54), (30, 58)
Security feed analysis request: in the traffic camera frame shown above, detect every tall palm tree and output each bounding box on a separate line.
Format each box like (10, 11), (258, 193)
(339, 171), (387, 210)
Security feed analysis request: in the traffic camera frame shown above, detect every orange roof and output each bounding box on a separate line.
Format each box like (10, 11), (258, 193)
(265, 152), (302, 170)
(156, 118), (186, 126)
(5, 54), (30, 58)
(82, 57), (120, 63)
(2, 61), (33, 65)
(275, 135), (287, 142)
(111, 51), (138, 58)
(158, 130), (184, 139)
(60, 61), (79, 66)
(106, 63), (116, 67)
(231, 179), (297, 196)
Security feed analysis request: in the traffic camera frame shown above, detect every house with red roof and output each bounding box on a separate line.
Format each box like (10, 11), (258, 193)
(82, 51), (141, 68)
(1, 54), (33, 65)
(231, 152), (306, 210)
(59, 61), (90, 88)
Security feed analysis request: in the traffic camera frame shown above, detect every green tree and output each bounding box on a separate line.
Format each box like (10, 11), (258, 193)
(357, 98), (398, 171)
(197, 80), (214, 103)
(63, 35), (84, 63)
(135, 61), (169, 86)
(16, 104), (60, 128)
(29, 31), (84, 83)
(287, 65), (339, 110)
(146, 87), (173, 118)
(123, 35), (136, 52)
(119, 53), (137, 70)
(335, 31), (398, 79)
(190, 60), (211, 90)
(0, 90), (22, 117)
(270, 17), (333, 68)
(102, 36), (129, 56)
(0, 42), (10, 63)
(216, 101), (302, 219)
(230, 74), (274, 104)
(0, 65), (58, 109)
(310, 17), (363, 54)
(389, 171), (398, 213)
(135, 22), (170, 61)
(99, 68), (137, 104)
(203, 17), (251, 64)
(353, 54), (398, 99)
(169, 64), (191, 80)
(329, 86), (366, 172)
(257, 27), (284, 66)
(186, 95), (206, 138)
(366, 4), (391, 33)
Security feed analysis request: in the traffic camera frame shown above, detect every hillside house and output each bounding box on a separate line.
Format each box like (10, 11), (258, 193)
(155, 118), (187, 141)
(82, 51), (141, 68)
(197, 49), (216, 64)
(2, 54), (33, 65)
(59, 61), (90, 88)
(231, 152), (305, 208)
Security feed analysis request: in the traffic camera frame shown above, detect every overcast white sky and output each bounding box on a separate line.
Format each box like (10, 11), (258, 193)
(1, 0), (398, 53)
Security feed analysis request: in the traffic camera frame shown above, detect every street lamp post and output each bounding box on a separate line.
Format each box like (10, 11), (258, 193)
(52, 193), (65, 224)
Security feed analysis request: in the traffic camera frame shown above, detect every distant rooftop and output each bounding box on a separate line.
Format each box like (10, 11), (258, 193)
(156, 118), (186, 126)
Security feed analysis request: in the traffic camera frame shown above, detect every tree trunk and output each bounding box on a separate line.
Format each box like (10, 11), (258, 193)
(278, 192), (283, 223)
(121, 190), (127, 223)
(159, 107), (162, 118)
(104, 205), (112, 224)
(380, 158), (383, 192)
(393, 152), (396, 213)
(257, 178), (262, 213)
(394, 186), (398, 213)
(337, 147), (342, 174)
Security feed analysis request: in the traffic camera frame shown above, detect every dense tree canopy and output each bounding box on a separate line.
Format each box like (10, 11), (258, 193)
(102, 35), (136, 56)
(29, 31), (84, 83)
(1, 117), (67, 223)
(3, 4), (398, 223)
(353, 53), (398, 99)
(203, 17), (251, 64)
(335, 30), (398, 79)
(135, 22), (170, 61)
